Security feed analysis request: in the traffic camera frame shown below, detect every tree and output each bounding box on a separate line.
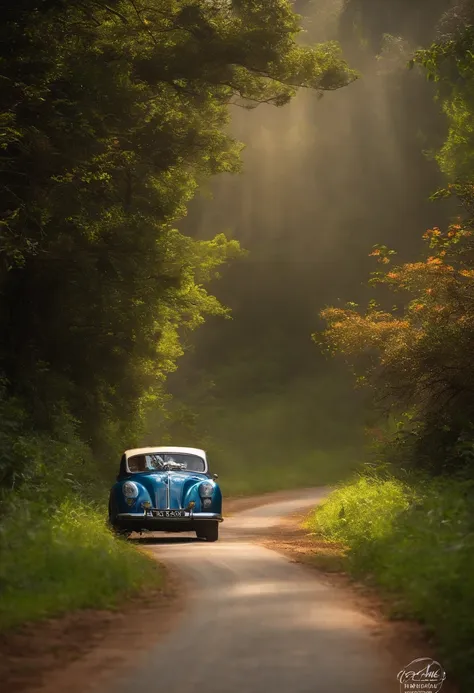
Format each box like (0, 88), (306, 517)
(318, 219), (474, 474)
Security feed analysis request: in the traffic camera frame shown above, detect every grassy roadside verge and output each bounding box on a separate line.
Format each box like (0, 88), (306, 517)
(304, 475), (474, 691)
(0, 499), (163, 631)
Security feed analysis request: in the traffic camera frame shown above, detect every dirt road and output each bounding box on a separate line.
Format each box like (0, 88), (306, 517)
(108, 488), (397, 693)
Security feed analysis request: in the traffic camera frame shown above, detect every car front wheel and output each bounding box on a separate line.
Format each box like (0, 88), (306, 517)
(196, 521), (219, 542)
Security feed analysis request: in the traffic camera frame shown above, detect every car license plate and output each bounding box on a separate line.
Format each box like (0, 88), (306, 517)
(152, 510), (188, 518)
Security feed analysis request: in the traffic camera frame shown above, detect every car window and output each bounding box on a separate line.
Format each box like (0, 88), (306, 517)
(127, 454), (150, 473)
(170, 454), (205, 472)
(127, 453), (205, 473)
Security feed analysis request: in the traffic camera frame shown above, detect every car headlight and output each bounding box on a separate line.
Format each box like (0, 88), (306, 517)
(199, 482), (214, 498)
(123, 481), (139, 498)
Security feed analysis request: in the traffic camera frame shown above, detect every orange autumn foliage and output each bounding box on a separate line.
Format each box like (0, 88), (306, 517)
(317, 221), (474, 474)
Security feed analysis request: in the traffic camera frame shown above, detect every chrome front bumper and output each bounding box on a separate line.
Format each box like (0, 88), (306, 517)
(116, 512), (223, 522)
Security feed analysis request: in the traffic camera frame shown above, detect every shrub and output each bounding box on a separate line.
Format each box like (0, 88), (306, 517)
(306, 475), (474, 690)
(0, 499), (162, 630)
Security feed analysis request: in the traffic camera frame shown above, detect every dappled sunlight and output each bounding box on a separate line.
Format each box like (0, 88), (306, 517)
(291, 603), (373, 631)
(225, 580), (317, 598)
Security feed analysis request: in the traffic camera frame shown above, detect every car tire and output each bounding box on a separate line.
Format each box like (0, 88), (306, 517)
(197, 521), (219, 542)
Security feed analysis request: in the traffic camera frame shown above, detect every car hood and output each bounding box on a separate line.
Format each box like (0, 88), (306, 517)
(132, 471), (207, 509)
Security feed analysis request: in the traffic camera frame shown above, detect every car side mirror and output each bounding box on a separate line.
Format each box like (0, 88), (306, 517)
(212, 473), (219, 481)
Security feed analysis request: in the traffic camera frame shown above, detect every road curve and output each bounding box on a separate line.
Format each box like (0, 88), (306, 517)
(110, 489), (395, 693)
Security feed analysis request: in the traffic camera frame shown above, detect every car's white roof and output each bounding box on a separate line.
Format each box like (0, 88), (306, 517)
(124, 446), (207, 459)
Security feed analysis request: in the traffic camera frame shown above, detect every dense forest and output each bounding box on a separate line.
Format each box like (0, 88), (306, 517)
(2, 2), (474, 686)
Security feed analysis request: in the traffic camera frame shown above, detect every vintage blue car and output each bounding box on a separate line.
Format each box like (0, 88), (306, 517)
(108, 446), (223, 541)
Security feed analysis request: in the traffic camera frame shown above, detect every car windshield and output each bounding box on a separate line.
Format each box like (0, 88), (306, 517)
(127, 452), (206, 474)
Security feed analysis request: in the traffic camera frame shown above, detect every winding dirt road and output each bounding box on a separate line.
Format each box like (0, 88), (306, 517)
(109, 489), (397, 693)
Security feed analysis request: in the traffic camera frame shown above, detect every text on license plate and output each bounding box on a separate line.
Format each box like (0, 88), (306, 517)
(152, 510), (188, 518)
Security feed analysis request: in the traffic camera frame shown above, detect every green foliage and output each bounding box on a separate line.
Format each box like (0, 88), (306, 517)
(0, 499), (162, 630)
(0, 389), (96, 501)
(306, 475), (415, 546)
(414, 26), (474, 180)
(306, 475), (474, 691)
(0, 0), (355, 485)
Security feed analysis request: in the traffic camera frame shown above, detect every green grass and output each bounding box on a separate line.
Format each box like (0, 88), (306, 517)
(218, 447), (361, 497)
(201, 383), (365, 497)
(0, 499), (163, 630)
(305, 475), (474, 692)
(154, 371), (366, 498)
